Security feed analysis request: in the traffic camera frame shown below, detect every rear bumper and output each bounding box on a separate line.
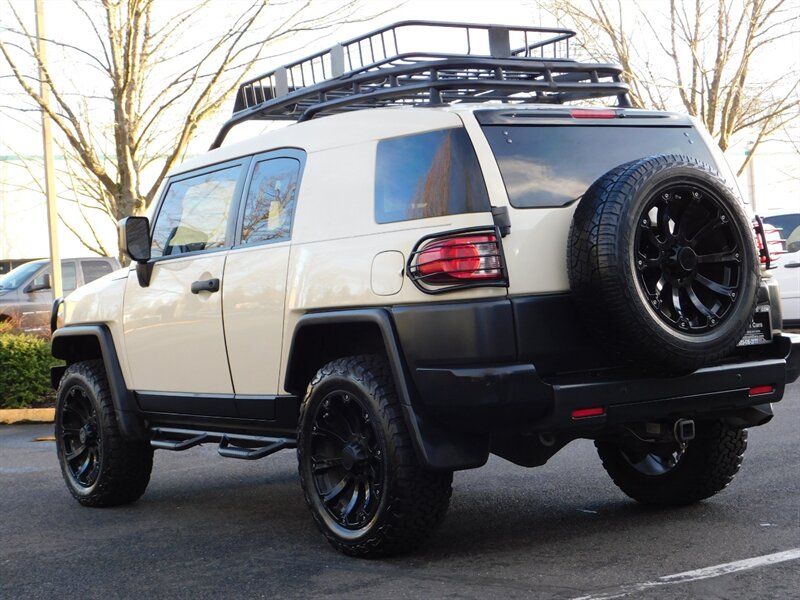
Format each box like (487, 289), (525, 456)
(395, 294), (799, 434)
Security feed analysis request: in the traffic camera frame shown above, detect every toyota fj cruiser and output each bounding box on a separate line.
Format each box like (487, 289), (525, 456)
(50, 22), (800, 557)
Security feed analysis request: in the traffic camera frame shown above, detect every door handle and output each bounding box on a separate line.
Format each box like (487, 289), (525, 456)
(191, 278), (220, 294)
(785, 262), (800, 269)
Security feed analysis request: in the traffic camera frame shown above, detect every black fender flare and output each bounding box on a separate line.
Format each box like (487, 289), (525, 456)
(285, 309), (489, 471)
(51, 324), (147, 440)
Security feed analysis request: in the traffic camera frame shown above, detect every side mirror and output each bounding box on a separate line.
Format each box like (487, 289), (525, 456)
(119, 216), (152, 262)
(25, 273), (52, 293)
(118, 216), (153, 287)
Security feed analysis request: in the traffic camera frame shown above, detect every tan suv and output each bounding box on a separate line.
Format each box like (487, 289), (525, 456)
(49, 22), (800, 557)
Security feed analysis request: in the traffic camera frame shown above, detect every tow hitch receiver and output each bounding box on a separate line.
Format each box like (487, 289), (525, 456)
(674, 419), (696, 444)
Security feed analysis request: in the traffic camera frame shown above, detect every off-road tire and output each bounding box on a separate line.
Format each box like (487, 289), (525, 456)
(297, 355), (453, 558)
(596, 421), (747, 506)
(55, 360), (153, 507)
(568, 154), (759, 371)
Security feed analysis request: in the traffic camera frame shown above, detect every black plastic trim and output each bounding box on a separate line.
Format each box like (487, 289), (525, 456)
(286, 309), (489, 470)
(50, 296), (64, 334)
(135, 391), (289, 421)
(51, 324), (146, 440)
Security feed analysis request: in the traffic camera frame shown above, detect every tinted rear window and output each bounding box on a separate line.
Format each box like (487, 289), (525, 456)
(375, 128), (490, 223)
(482, 125), (717, 208)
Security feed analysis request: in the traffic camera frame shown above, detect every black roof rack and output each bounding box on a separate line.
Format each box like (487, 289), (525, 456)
(211, 21), (631, 149)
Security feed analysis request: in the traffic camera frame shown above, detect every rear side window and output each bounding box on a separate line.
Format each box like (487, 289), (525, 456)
(240, 158), (300, 245)
(81, 260), (113, 283)
(375, 128), (490, 224)
(62, 263), (77, 292)
(151, 165), (242, 258)
(482, 125), (718, 208)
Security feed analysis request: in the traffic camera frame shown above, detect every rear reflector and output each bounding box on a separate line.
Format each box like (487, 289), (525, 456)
(748, 385), (774, 396)
(570, 108), (617, 119)
(572, 407), (605, 419)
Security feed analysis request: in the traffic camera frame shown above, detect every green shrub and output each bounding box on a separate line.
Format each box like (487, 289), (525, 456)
(0, 332), (60, 408)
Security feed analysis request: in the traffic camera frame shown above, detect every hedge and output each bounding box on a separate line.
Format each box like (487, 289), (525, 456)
(0, 330), (60, 409)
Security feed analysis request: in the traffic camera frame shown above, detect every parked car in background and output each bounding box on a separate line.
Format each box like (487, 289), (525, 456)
(0, 256), (120, 334)
(763, 213), (800, 328)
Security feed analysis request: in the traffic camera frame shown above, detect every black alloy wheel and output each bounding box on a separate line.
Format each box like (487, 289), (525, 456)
(55, 360), (153, 507)
(298, 355), (453, 557)
(58, 385), (102, 488)
(619, 443), (685, 477)
(308, 390), (384, 532)
(596, 421), (747, 506)
(568, 154), (759, 371)
(634, 182), (744, 334)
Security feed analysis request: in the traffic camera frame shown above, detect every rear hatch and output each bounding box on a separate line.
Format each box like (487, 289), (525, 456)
(463, 107), (738, 296)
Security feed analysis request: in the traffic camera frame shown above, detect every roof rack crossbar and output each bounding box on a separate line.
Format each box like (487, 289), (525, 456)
(212, 21), (631, 149)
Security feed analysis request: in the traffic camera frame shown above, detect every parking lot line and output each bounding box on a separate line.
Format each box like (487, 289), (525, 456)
(571, 548), (800, 600)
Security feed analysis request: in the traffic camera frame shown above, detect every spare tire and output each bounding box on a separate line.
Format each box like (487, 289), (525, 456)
(568, 154), (759, 371)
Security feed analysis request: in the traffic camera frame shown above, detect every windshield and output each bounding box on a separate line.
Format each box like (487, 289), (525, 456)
(482, 125), (718, 209)
(0, 261), (44, 290)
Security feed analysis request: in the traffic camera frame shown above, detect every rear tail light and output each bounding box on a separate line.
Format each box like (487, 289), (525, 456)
(753, 215), (783, 269)
(408, 228), (507, 293)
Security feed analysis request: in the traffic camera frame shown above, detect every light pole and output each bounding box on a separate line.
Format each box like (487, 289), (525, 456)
(35, 0), (62, 299)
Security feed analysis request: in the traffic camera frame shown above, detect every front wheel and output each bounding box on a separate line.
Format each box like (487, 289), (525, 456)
(55, 360), (153, 507)
(297, 355), (453, 557)
(596, 420), (747, 506)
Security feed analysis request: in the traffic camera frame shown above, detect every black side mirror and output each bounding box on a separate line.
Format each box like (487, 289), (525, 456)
(118, 216), (151, 262)
(118, 216), (153, 287)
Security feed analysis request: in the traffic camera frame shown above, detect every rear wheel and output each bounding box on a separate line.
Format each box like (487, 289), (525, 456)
(596, 420), (747, 506)
(55, 360), (153, 507)
(297, 355), (452, 557)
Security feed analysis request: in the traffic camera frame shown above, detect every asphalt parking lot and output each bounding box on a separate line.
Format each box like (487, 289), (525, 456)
(1, 382), (798, 600)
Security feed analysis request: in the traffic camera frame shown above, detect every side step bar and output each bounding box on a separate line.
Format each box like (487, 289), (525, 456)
(150, 427), (296, 460)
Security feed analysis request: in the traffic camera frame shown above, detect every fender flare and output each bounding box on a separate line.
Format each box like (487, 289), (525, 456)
(51, 324), (147, 440)
(285, 309), (489, 471)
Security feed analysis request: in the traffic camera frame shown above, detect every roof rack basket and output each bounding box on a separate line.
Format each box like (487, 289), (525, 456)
(211, 20), (631, 149)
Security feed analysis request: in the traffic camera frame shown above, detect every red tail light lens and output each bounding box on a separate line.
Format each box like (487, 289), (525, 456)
(415, 234), (503, 284)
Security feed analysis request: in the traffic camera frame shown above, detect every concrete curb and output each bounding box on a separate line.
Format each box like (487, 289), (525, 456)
(0, 408), (55, 424)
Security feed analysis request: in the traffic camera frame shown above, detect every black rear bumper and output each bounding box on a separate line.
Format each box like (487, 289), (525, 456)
(392, 296), (800, 435)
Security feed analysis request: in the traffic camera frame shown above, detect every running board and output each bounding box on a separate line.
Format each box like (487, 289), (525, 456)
(149, 427), (296, 460)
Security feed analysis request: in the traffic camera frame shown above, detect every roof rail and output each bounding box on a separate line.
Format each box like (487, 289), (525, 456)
(210, 20), (630, 149)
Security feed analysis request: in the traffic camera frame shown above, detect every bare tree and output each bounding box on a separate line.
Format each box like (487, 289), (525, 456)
(0, 0), (381, 257)
(538, 0), (800, 175)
